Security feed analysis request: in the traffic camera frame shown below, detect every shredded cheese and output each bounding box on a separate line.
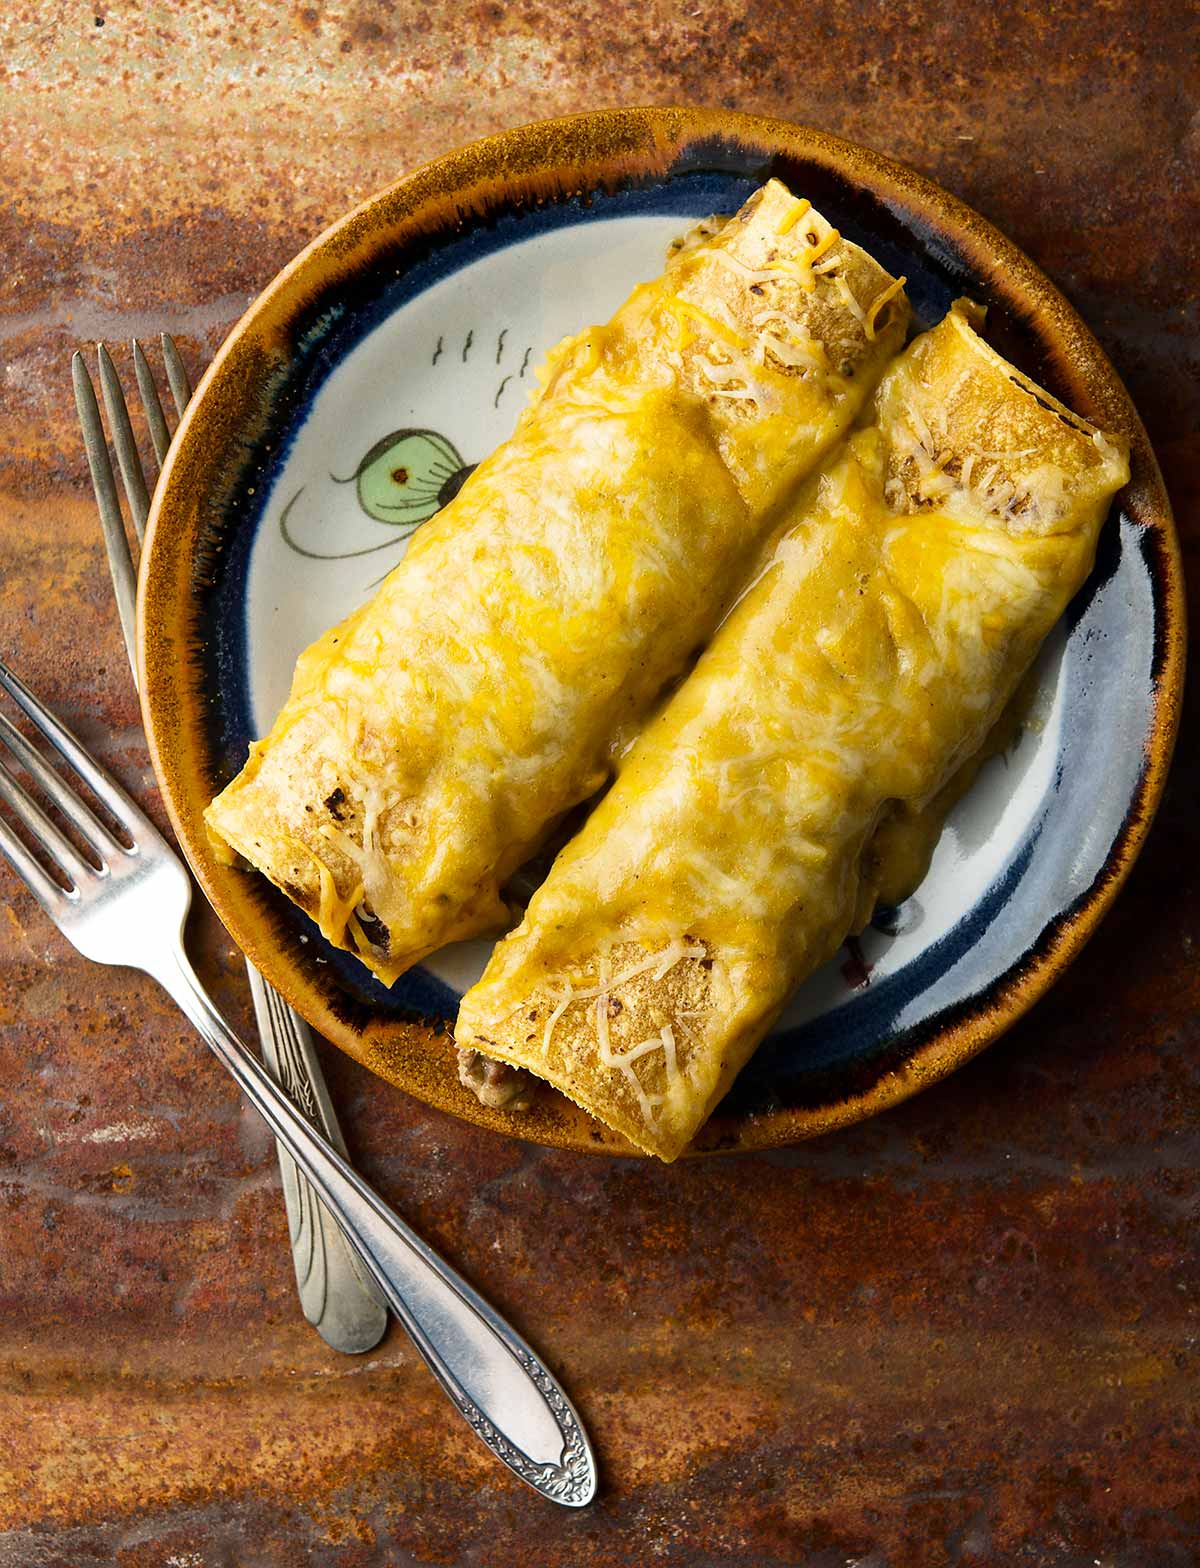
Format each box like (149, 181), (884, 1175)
(673, 1008), (706, 1058)
(314, 858), (364, 945)
(702, 234), (845, 298)
(865, 276), (907, 341)
(532, 938), (707, 1125)
(594, 1005), (668, 1125)
(345, 911), (381, 955)
(775, 196), (812, 235)
(694, 354), (760, 402)
(904, 399), (937, 456)
(833, 272), (869, 331)
(316, 819), (365, 869)
(541, 984), (574, 1057)
(704, 249), (795, 290)
(807, 226), (839, 267)
(665, 296), (750, 352)
(891, 397), (1064, 526)
(757, 334), (826, 373)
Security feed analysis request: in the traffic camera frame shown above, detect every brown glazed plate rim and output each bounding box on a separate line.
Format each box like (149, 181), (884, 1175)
(137, 107), (1185, 1159)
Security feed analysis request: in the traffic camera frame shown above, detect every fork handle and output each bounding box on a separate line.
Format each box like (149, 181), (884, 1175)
(244, 961), (388, 1354)
(147, 943), (596, 1508)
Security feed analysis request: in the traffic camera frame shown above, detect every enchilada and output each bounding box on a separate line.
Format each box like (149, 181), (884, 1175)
(205, 181), (909, 982)
(454, 302), (1130, 1159)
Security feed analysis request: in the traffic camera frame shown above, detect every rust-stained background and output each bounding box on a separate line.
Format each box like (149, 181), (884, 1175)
(1, 2), (1198, 1563)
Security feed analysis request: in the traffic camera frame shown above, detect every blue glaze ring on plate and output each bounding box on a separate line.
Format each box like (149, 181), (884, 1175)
(138, 109), (1184, 1156)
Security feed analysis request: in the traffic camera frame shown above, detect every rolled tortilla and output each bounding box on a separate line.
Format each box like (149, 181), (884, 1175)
(454, 302), (1130, 1160)
(205, 180), (909, 982)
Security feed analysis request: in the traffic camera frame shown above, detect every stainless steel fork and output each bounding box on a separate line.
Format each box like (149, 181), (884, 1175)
(0, 660), (596, 1506)
(72, 337), (387, 1355)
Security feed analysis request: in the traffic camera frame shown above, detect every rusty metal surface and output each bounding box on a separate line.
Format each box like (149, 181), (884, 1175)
(0, 1), (1197, 1562)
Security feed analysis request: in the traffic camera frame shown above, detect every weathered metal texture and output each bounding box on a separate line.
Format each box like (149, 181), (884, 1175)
(0, 2), (1196, 1564)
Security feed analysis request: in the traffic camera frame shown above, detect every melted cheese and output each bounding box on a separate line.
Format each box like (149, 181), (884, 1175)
(664, 296), (750, 352)
(833, 271), (869, 330)
(865, 276), (908, 341)
(775, 196), (812, 235)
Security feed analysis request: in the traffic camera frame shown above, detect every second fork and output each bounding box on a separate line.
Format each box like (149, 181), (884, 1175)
(73, 336), (388, 1354)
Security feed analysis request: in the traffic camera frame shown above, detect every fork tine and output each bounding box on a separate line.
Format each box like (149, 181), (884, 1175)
(72, 353), (139, 673)
(132, 339), (173, 472)
(0, 708), (124, 860)
(0, 813), (74, 919)
(0, 662), (152, 845)
(0, 754), (100, 887)
(161, 334), (193, 418)
(97, 344), (152, 541)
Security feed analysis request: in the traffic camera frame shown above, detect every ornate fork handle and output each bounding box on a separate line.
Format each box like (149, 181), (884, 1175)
(246, 966), (387, 1352)
(151, 943), (595, 1507)
(0, 657), (596, 1505)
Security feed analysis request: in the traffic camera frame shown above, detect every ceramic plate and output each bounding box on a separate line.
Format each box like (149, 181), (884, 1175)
(138, 109), (1184, 1156)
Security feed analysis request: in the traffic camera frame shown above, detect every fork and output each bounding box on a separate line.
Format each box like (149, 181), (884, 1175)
(0, 659), (597, 1506)
(72, 337), (388, 1356)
